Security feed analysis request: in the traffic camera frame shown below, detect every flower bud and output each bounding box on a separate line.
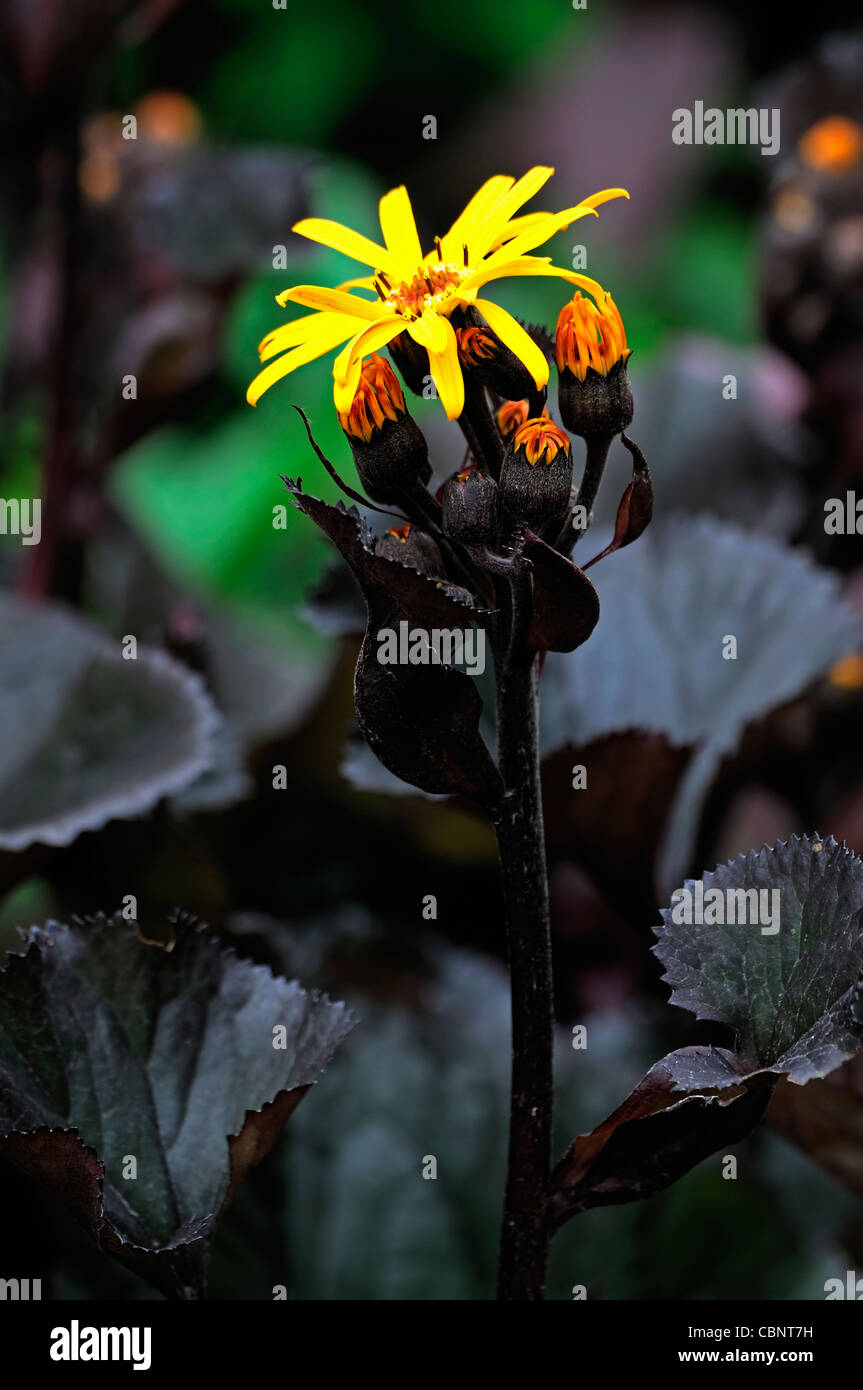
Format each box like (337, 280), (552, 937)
(440, 465), (499, 546)
(496, 398), (530, 439)
(556, 291), (633, 439)
(456, 312), (545, 406)
(338, 353), (431, 502)
(498, 416), (573, 528)
(374, 522), (443, 577)
(496, 399), (553, 440)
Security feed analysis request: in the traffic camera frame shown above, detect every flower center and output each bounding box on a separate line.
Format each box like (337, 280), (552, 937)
(376, 262), (468, 320)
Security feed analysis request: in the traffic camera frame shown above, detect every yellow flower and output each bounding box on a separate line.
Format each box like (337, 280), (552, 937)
(248, 167), (628, 421)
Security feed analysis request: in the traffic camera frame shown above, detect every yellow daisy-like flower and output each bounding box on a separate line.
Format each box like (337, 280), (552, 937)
(247, 166), (628, 421)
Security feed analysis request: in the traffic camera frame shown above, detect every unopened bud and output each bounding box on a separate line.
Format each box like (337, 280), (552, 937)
(556, 291), (632, 439)
(496, 398), (555, 444)
(499, 417), (573, 528)
(496, 399), (531, 439)
(440, 465), (498, 546)
(338, 353), (431, 502)
(456, 312), (544, 405)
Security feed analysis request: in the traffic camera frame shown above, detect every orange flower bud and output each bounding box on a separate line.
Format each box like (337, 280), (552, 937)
(556, 292), (633, 439)
(555, 292), (630, 382)
(337, 354), (430, 503)
(337, 354), (408, 443)
(511, 417), (571, 467)
(499, 417), (573, 528)
(496, 399), (549, 439)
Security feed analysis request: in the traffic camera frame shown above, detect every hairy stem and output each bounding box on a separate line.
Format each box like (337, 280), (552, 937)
(493, 566), (554, 1300)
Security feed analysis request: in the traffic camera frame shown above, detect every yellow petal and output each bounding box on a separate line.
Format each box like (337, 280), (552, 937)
(336, 276), (378, 291)
(466, 256), (607, 302)
(485, 205), (599, 262)
(248, 357), (296, 406)
(333, 378), (357, 414)
(488, 203), (613, 251)
(278, 284), (384, 320)
(247, 322), (354, 405)
(277, 323), (361, 373)
(291, 217), (399, 273)
(424, 317), (465, 420)
(378, 185), (423, 267)
(494, 165), (556, 217)
(578, 187), (630, 210)
(438, 174), (515, 261)
(471, 166), (556, 254)
(480, 188), (629, 259)
(332, 317), (406, 405)
(556, 268), (610, 299)
(258, 311), (358, 361)
(472, 298), (549, 390)
(406, 310), (449, 355)
(487, 211), (549, 247)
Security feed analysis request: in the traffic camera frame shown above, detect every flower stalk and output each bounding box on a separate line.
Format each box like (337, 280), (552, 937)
(256, 166), (650, 1302)
(492, 561), (554, 1300)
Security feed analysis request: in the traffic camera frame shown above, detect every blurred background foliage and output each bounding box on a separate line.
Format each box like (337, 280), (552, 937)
(3, 0), (863, 1299)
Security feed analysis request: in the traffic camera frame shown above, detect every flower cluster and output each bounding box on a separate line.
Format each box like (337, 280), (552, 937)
(255, 168), (651, 806)
(248, 165), (627, 420)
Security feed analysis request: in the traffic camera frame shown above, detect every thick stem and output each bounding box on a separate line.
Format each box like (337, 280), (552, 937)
(493, 570), (554, 1300)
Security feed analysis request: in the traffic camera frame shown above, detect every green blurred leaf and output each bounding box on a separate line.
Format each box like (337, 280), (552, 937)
(200, 2), (379, 145)
(0, 415), (42, 498)
(0, 878), (55, 959)
(217, 158), (388, 539)
(444, 0), (594, 67)
(112, 407), (331, 639)
(658, 205), (758, 343)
